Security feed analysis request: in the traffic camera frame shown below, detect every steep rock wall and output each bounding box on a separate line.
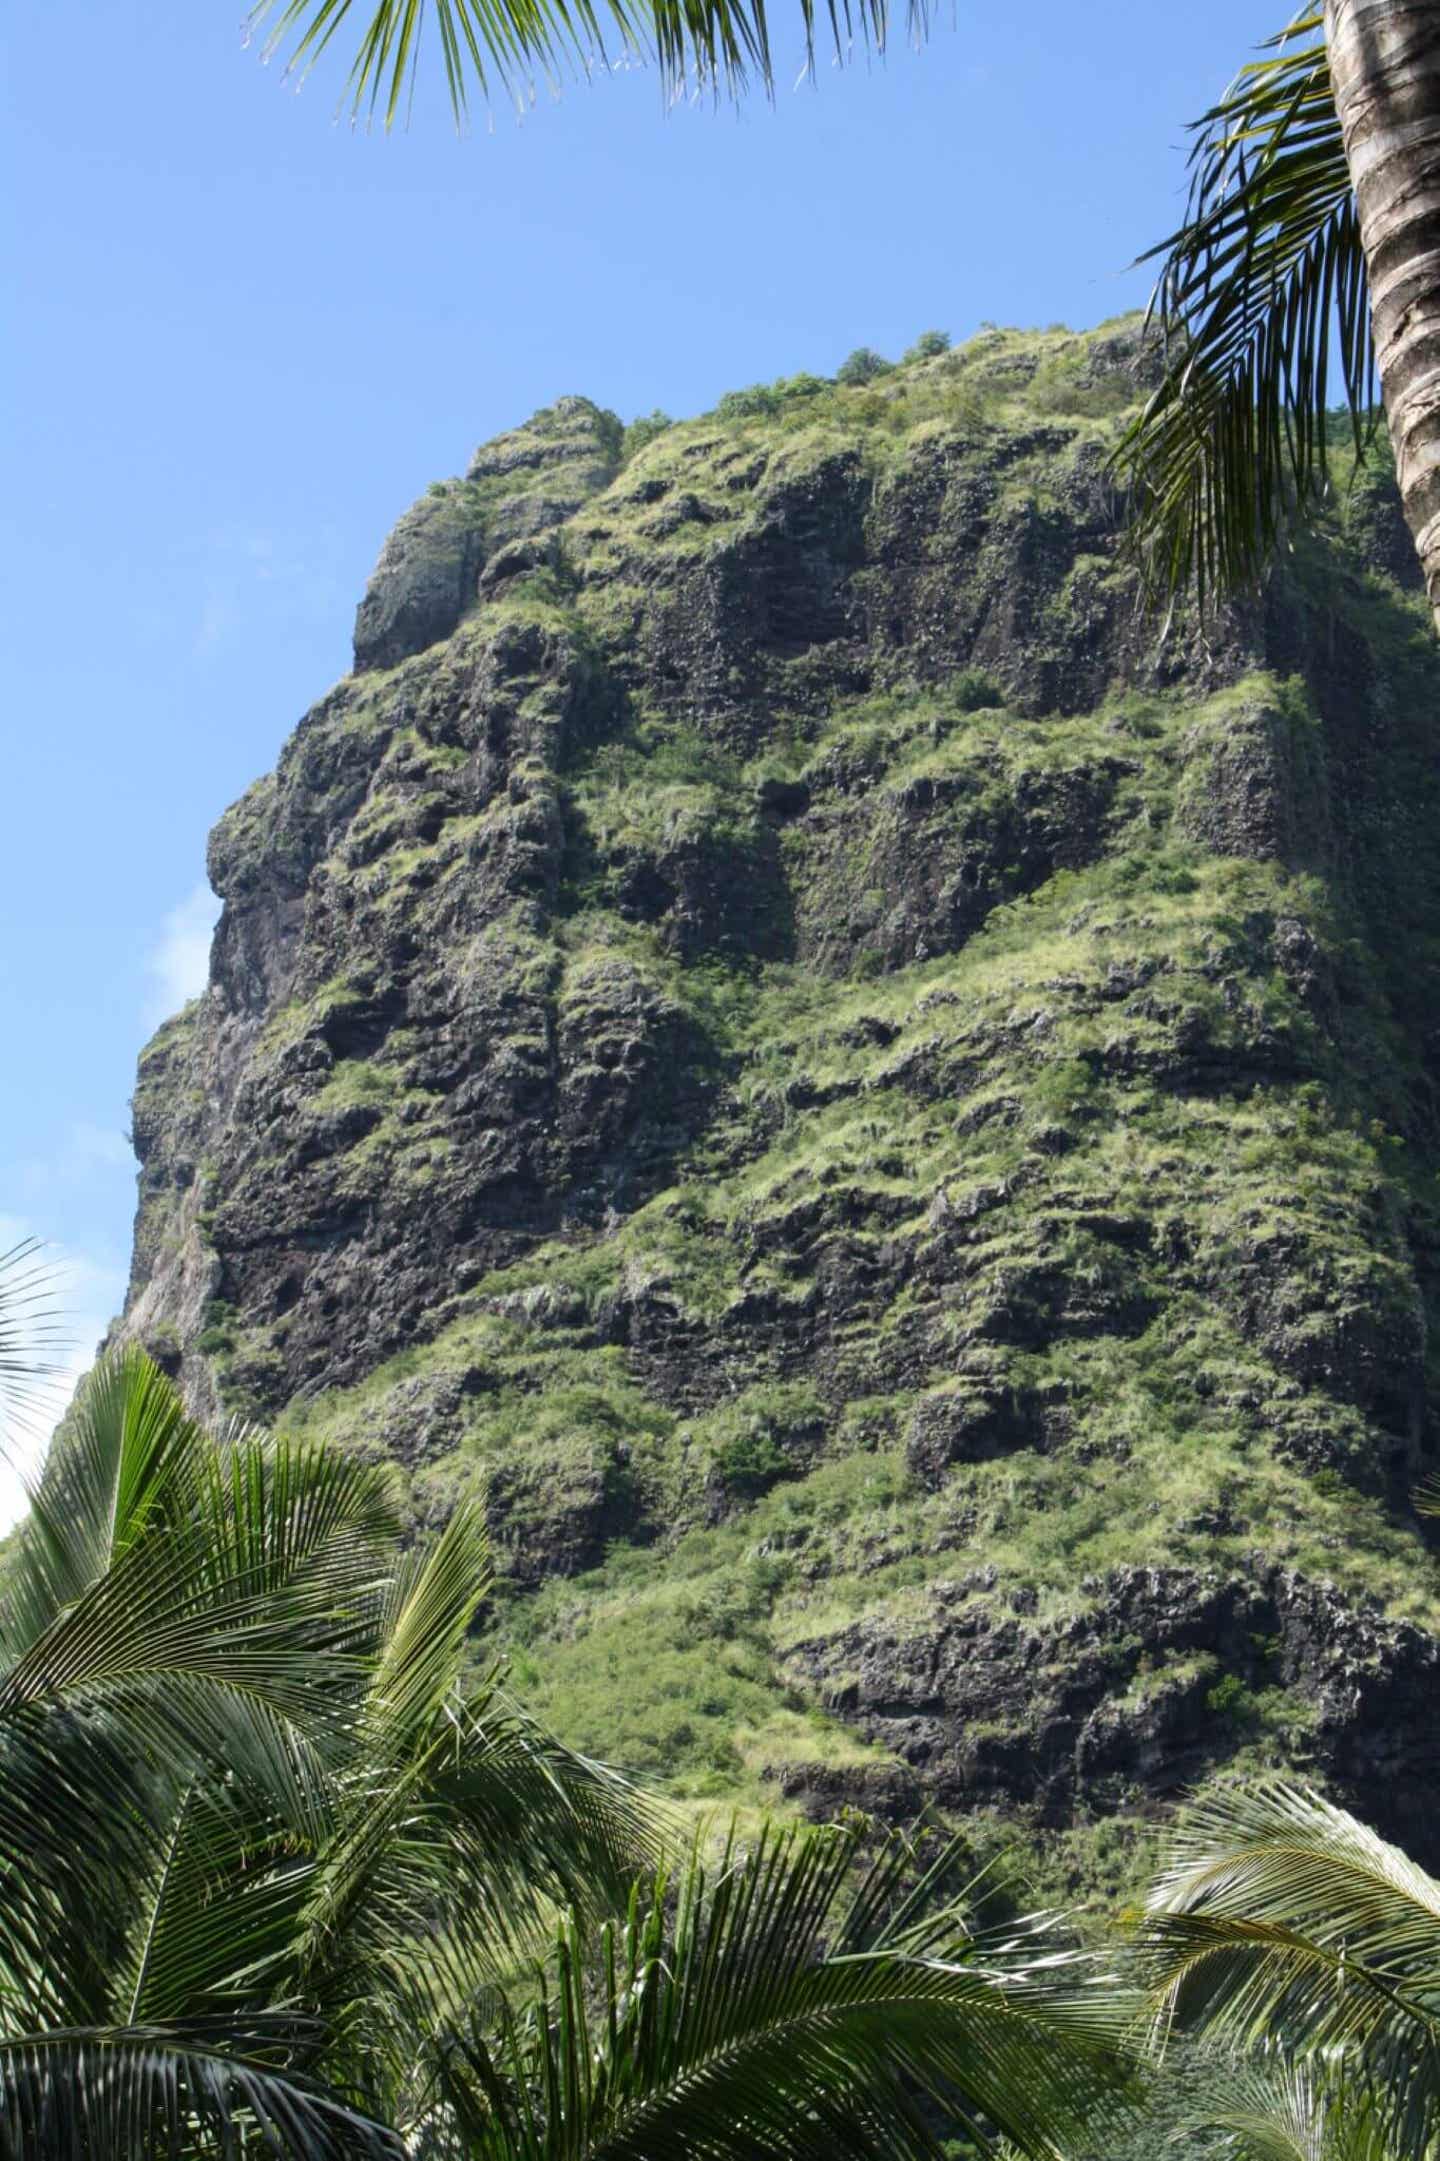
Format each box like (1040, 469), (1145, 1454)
(122, 322), (1440, 1866)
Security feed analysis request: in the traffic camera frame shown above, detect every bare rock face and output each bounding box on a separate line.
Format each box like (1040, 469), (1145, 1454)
(353, 399), (620, 672)
(121, 323), (1440, 1857)
(782, 1566), (1440, 1859)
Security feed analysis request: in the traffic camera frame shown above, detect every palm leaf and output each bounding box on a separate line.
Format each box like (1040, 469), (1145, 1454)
(1, 1352), (207, 1654)
(276, 1517), (665, 2108)
(246, 0), (923, 128)
(1112, 9), (1378, 610)
(0, 1353), (679, 2153)
(0, 1502), (388, 1998)
(0, 2017), (402, 2160)
(0, 1707), (159, 2029)
(428, 1820), (1135, 2160)
(0, 1360), (398, 2041)
(1171, 2059), (1398, 2161)
(418, 1679), (668, 1917)
(1137, 1779), (1440, 2156)
(1, 1471), (384, 1739)
(364, 1498), (493, 1754)
(0, 1237), (67, 1440)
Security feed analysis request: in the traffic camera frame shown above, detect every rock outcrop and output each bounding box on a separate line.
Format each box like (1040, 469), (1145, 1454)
(121, 321), (1440, 1863)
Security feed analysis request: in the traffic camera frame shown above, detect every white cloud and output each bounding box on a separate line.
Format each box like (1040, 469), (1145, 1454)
(145, 882), (220, 1029)
(0, 1216), (127, 1535)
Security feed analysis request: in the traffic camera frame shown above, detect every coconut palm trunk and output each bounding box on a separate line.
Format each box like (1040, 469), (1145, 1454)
(1327, 0), (1440, 628)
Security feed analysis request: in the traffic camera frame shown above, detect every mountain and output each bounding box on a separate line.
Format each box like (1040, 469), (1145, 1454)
(121, 319), (1440, 1882)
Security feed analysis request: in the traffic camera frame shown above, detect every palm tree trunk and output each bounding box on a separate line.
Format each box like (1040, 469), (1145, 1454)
(1327, 0), (1440, 627)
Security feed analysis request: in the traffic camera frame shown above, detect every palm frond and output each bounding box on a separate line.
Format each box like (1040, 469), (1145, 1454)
(1138, 1780), (1440, 2155)
(0, 1237), (67, 1440)
(246, 0), (924, 129)
(1, 1479), (383, 1740)
(279, 1568), (666, 2102)
(111, 1770), (335, 2029)
(421, 1679), (669, 1918)
(0, 1360), (400, 2040)
(429, 1820), (1135, 2161)
(0, 2017), (402, 2160)
(1112, 10), (1378, 610)
(2, 1352), (206, 1653)
(1172, 2059), (1398, 2161)
(364, 1498), (492, 1754)
(0, 1707), (160, 2028)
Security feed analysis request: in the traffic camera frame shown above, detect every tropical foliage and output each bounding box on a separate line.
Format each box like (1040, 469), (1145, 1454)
(0, 1236), (64, 1437)
(0, 1349), (1136, 2156)
(1136, 1778), (1440, 2161)
(836, 346), (892, 384)
(1112, 12), (1377, 608)
(247, 0), (911, 128)
(0, 1349), (655, 2156)
(902, 330), (951, 364)
(1173, 2062), (1396, 2161)
(424, 1818), (1135, 2161)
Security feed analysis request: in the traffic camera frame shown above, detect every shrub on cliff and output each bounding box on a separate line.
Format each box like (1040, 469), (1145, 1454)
(714, 372), (830, 422)
(903, 329), (952, 363)
(837, 346), (893, 385)
(621, 408), (674, 459)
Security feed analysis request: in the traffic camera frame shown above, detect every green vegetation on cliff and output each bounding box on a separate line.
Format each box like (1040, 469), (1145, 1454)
(124, 320), (1440, 1864)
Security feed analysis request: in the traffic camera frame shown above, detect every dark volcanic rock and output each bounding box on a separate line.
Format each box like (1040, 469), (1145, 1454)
(353, 399), (619, 672)
(782, 1564), (1440, 1860)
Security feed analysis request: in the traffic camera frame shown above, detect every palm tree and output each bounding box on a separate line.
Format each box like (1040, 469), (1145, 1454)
(0, 1236), (65, 1440)
(1135, 1777), (1440, 2160)
(0, 1348), (657, 2156)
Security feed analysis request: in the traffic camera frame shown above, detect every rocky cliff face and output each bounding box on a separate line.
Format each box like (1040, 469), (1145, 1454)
(123, 321), (1440, 1872)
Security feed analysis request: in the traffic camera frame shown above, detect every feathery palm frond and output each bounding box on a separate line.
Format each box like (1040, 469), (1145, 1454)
(1112, 10), (1377, 611)
(246, 0), (924, 130)
(1172, 2059), (1398, 2161)
(0, 1355), (402, 2046)
(1137, 1779), (1440, 2156)
(1, 1350), (209, 1651)
(1, 1443), (393, 1746)
(0, 1353), (668, 2147)
(0, 1236), (67, 1440)
(275, 1502), (666, 2110)
(423, 1819), (1136, 2161)
(0, 2017), (402, 2161)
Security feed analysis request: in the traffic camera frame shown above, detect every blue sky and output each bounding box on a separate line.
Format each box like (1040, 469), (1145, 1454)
(1, 0), (1277, 1511)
